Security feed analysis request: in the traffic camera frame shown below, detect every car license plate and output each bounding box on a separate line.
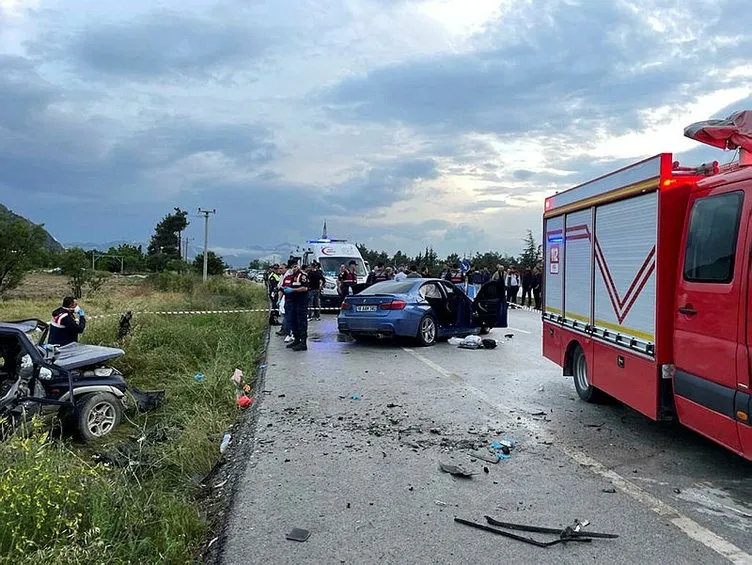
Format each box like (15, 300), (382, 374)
(356, 305), (378, 312)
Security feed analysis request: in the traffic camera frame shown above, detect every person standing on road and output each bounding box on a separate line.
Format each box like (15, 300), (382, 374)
(532, 267), (542, 310)
(267, 265), (281, 326)
(307, 262), (324, 321)
(49, 297), (86, 346)
(506, 268), (520, 304)
(521, 268), (533, 307)
(284, 259), (310, 351)
(277, 264), (295, 342)
(340, 261), (359, 297)
(406, 265), (421, 278)
(394, 266), (407, 281)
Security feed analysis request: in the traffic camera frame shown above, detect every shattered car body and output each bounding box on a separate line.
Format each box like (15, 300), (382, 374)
(0, 319), (144, 441)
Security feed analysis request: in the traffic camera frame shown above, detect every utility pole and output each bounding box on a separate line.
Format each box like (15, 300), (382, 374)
(198, 208), (216, 282)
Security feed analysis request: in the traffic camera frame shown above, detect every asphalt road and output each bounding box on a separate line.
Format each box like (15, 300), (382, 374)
(221, 308), (752, 565)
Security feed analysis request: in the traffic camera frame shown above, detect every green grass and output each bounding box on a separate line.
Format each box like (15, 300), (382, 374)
(0, 276), (269, 564)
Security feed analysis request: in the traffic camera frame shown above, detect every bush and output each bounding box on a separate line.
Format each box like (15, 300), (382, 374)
(147, 272), (196, 293)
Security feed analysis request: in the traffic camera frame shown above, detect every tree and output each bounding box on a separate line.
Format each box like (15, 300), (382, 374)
(518, 230), (542, 270)
(193, 251), (226, 276)
(147, 208), (189, 261)
(0, 220), (46, 297)
(60, 248), (92, 298)
(249, 259), (270, 270)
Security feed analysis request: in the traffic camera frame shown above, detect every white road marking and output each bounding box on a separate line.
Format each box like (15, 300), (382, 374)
(505, 326), (532, 335)
(403, 347), (752, 565)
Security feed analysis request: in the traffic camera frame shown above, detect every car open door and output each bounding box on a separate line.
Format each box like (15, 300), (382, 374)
(473, 280), (508, 328)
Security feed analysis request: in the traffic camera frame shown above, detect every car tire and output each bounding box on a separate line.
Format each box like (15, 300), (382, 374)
(417, 315), (438, 347)
(75, 392), (123, 442)
(571, 345), (605, 403)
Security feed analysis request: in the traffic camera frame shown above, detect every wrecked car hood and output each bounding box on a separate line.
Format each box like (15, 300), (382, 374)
(48, 343), (125, 370)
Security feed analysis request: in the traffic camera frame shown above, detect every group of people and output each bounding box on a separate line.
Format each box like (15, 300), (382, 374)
(266, 259), (322, 352)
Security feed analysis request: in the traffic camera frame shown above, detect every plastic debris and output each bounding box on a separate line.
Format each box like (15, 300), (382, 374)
(286, 528), (311, 542)
(448, 337), (463, 345)
(458, 335), (483, 349)
(231, 369), (244, 385)
(435, 500), (448, 506)
(490, 439), (515, 460)
(258, 364), (268, 369)
(237, 395), (254, 409)
(351, 394), (361, 400)
(220, 433), (231, 454)
(194, 373), (205, 382)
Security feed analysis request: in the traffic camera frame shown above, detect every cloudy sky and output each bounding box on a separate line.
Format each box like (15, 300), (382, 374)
(1, 0), (750, 261)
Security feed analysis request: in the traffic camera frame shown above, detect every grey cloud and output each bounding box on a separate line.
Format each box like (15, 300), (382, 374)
(513, 170), (534, 181)
(332, 157), (440, 211)
(0, 55), (279, 202)
(317, 0), (745, 139)
(37, 10), (270, 80)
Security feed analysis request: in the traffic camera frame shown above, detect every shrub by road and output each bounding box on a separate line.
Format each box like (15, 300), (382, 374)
(0, 274), (267, 563)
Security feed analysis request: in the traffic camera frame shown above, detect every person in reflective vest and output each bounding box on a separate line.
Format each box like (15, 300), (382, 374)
(282, 259), (310, 351)
(49, 296), (86, 346)
(341, 261), (358, 296)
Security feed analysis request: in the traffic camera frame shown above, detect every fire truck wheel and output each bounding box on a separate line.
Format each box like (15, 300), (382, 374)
(572, 344), (604, 403)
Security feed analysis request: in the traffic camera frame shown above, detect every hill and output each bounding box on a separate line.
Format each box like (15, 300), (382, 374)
(0, 203), (64, 253)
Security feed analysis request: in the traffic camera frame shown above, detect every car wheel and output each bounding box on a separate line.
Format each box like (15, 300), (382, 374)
(75, 392), (122, 441)
(417, 315), (437, 346)
(571, 345), (605, 403)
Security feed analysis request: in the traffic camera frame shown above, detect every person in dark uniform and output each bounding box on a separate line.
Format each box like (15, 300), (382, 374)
(49, 297), (86, 346)
(284, 259), (310, 351)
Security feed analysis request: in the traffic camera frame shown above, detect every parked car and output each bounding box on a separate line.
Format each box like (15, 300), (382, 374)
(337, 278), (507, 345)
(0, 319), (147, 441)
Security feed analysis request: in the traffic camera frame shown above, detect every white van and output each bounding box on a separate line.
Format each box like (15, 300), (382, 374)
(290, 238), (368, 306)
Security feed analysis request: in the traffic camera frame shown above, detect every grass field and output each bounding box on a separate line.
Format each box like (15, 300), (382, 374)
(0, 272), (269, 564)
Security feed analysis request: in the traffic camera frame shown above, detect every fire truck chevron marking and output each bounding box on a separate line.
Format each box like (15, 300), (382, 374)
(565, 224), (655, 324)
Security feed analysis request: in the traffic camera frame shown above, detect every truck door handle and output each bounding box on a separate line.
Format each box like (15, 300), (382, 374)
(678, 306), (697, 316)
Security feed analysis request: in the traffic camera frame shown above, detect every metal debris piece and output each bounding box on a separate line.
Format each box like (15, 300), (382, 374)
(485, 516), (619, 540)
(455, 518), (593, 548)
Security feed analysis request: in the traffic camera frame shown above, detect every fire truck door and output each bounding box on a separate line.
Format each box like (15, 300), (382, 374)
(674, 189), (744, 454)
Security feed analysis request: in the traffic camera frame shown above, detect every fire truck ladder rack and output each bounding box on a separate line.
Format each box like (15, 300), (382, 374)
(542, 311), (655, 357)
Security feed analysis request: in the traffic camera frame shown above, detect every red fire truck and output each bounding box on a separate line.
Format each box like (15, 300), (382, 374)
(542, 110), (752, 460)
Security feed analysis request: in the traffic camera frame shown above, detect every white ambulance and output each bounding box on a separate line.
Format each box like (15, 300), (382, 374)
(290, 237), (368, 306)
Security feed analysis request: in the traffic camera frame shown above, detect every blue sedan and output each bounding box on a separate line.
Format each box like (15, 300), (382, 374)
(337, 278), (508, 346)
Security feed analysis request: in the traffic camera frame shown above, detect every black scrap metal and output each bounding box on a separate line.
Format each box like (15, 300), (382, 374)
(485, 516), (619, 540)
(454, 516), (618, 548)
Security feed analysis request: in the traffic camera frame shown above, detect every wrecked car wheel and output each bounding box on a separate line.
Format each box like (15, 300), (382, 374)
(76, 392), (122, 441)
(417, 315), (437, 346)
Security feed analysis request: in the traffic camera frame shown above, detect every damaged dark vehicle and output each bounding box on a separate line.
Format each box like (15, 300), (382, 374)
(0, 319), (157, 441)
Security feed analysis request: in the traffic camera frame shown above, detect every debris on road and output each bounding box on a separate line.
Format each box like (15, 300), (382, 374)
(504, 333), (514, 339)
(448, 335), (498, 350)
(439, 461), (475, 478)
(467, 450), (500, 464)
(481, 339), (497, 349)
(435, 500), (448, 506)
(286, 528), (311, 542)
(490, 439), (515, 460)
(351, 394), (361, 400)
(602, 488), (617, 494)
(220, 433), (231, 455)
(455, 516), (619, 548)
(429, 427), (442, 435)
